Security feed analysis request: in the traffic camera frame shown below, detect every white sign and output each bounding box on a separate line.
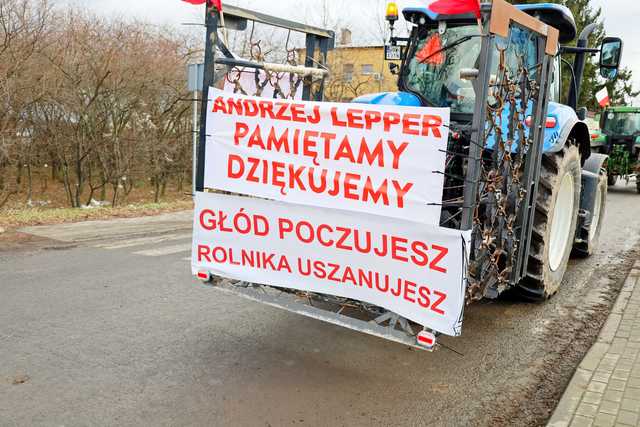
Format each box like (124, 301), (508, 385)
(204, 88), (450, 225)
(223, 68), (303, 100)
(192, 192), (470, 336)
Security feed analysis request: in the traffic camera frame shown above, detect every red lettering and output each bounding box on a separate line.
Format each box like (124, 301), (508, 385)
(291, 104), (306, 123)
(243, 99), (259, 117)
(343, 173), (360, 200)
(227, 154), (244, 179)
(271, 161), (286, 188)
(364, 110), (382, 129)
(275, 102), (290, 121)
(258, 100), (275, 119)
(247, 125), (265, 149)
(307, 106), (321, 124)
(197, 245), (211, 262)
(392, 180), (413, 208)
(278, 218), (293, 239)
(346, 109), (364, 129)
(296, 221), (315, 243)
(391, 236), (409, 262)
(422, 114), (443, 138)
(430, 244), (449, 273)
(431, 291), (447, 315)
(403, 280), (417, 303)
(313, 260), (327, 279)
(362, 177), (389, 206)
(417, 286), (431, 309)
(342, 266), (356, 285)
(212, 96), (227, 114)
(335, 227), (352, 250)
(234, 122), (249, 145)
(199, 209), (216, 231)
(331, 107), (347, 127)
(357, 138), (384, 167)
(410, 241), (429, 267)
(387, 141), (409, 169)
(317, 224), (334, 247)
(246, 157), (260, 183)
(383, 112), (401, 132)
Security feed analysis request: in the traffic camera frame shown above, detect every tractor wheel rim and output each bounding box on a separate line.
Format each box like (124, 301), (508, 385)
(590, 184), (603, 242)
(549, 172), (575, 272)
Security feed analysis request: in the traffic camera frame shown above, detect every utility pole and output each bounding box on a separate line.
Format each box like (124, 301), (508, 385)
(187, 63), (204, 197)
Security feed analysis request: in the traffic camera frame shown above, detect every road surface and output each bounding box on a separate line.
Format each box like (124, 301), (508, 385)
(1, 183), (640, 426)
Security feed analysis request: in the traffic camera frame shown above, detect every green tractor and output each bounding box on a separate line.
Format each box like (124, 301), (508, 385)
(593, 106), (640, 192)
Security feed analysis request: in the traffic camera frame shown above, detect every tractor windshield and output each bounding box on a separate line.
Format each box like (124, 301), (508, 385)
(402, 23), (539, 116)
(402, 25), (481, 114)
(602, 111), (640, 136)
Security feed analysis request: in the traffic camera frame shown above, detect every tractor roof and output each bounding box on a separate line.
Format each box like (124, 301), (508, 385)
(605, 106), (640, 113)
(402, 2), (577, 44)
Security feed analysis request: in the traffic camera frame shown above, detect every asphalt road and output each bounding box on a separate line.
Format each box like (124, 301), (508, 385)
(1, 182), (640, 427)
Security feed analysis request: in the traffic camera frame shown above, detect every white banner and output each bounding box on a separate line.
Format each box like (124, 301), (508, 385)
(223, 68), (303, 100)
(192, 192), (470, 336)
(204, 88), (450, 225)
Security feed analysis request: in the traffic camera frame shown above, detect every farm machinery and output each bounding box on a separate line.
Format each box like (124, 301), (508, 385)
(592, 106), (640, 191)
(364, 0), (622, 299)
(192, 0), (623, 349)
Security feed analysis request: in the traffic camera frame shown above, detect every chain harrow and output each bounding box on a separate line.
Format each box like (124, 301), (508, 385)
(223, 26), (322, 100)
(462, 43), (541, 302)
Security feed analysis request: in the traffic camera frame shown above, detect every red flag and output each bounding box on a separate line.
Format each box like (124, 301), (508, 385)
(181, 0), (222, 11)
(428, 0), (481, 19)
(416, 34), (445, 65)
(596, 87), (610, 108)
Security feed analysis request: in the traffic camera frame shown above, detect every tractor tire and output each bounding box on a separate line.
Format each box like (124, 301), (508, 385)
(608, 174), (617, 186)
(516, 145), (582, 301)
(573, 169), (607, 257)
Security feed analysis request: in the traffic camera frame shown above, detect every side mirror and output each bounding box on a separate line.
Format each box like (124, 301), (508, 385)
(599, 37), (623, 79)
(577, 107), (587, 121)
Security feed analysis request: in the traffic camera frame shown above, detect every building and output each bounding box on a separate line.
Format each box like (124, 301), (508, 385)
(322, 45), (400, 102)
(295, 28), (400, 102)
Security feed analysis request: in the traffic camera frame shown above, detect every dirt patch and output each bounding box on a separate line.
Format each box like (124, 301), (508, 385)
(475, 246), (640, 426)
(0, 231), (57, 253)
(0, 200), (193, 231)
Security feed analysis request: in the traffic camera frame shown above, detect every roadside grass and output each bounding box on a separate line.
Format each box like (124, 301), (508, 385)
(0, 200), (194, 230)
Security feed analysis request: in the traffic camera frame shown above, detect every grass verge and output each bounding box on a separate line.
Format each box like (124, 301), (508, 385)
(0, 200), (193, 230)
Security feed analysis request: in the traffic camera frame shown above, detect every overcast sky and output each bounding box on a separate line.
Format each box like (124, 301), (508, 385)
(68, 0), (640, 103)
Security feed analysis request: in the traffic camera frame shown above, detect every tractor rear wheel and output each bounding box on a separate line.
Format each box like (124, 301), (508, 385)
(517, 145), (582, 300)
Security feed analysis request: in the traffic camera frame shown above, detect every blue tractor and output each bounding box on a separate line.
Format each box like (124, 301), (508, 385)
(355, 0), (623, 301)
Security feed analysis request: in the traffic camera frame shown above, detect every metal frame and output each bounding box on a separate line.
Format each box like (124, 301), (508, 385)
(462, 0), (559, 290)
(203, 279), (431, 351)
(514, 48), (554, 282)
(195, 4), (335, 193)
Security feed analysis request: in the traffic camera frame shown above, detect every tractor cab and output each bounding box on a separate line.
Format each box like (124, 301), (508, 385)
(383, 3), (575, 116)
(517, 4), (576, 44)
(598, 107), (640, 185)
(356, 2), (621, 126)
(380, 3), (575, 121)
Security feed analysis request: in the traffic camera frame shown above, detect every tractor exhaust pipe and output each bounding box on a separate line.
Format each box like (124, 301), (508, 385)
(567, 23), (598, 111)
